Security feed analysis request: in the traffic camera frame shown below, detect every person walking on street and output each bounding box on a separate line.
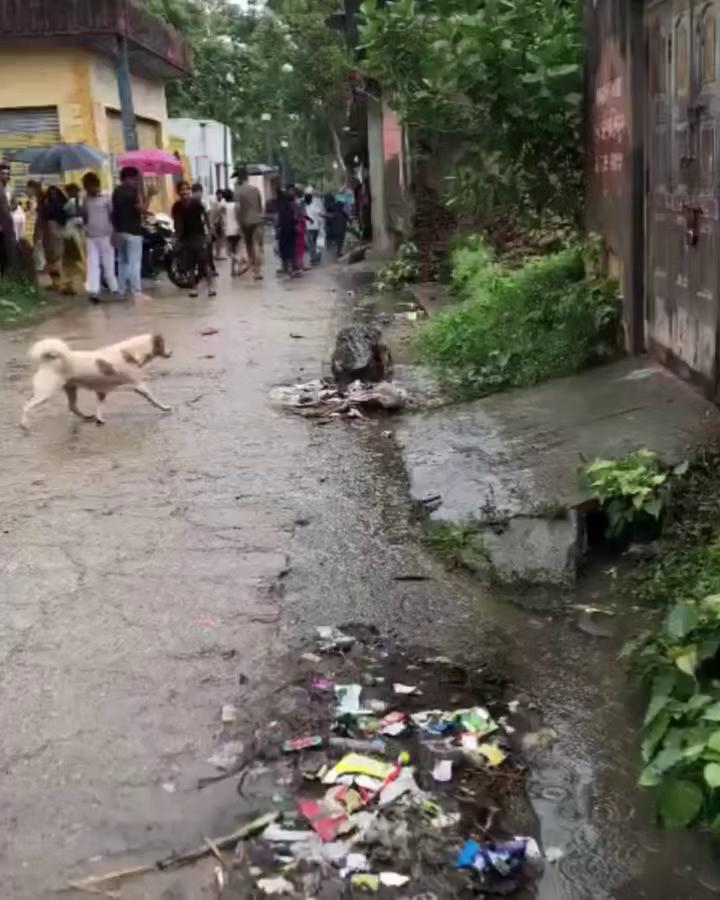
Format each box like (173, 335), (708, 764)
(82, 172), (118, 303)
(303, 186), (323, 265)
(223, 188), (244, 277)
(27, 180), (47, 275)
(112, 166), (148, 301)
(294, 189), (308, 273)
(210, 188), (226, 260)
(276, 187), (298, 277)
(323, 191), (348, 260)
(191, 183), (218, 277)
(45, 185), (68, 290)
(0, 161), (17, 277)
(234, 166), (264, 280)
(172, 180), (216, 299)
(61, 184), (86, 296)
(10, 198), (26, 243)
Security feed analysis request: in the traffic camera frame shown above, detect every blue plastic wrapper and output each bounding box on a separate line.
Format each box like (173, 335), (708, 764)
(454, 837), (539, 877)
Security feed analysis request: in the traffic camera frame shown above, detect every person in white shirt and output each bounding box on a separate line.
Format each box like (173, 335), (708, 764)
(303, 186), (324, 265)
(81, 171), (118, 303)
(11, 199), (26, 242)
(222, 188), (246, 276)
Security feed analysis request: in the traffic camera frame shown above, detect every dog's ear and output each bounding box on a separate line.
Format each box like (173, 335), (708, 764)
(152, 334), (165, 358)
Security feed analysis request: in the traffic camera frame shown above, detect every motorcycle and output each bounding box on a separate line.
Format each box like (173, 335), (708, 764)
(142, 214), (197, 289)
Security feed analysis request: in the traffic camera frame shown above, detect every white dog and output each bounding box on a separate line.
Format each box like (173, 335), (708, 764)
(21, 332), (173, 429)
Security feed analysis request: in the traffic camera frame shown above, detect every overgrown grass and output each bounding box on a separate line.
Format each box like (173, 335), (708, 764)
(414, 237), (620, 398)
(0, 277), (47, 327)
(421, 522), (487, 571)
(623, 446), (720, 830)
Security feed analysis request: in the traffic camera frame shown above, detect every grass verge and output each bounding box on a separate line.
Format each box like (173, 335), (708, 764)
(413, 237), (620, 399)
(0, 277), (48, 328)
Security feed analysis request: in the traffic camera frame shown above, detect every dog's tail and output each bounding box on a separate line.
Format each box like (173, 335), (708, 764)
(29, 338), (72, 369)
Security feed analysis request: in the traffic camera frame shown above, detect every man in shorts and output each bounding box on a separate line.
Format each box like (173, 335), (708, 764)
(234, 166), (264, 280)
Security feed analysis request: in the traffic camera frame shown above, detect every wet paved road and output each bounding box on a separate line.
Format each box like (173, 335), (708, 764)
(1, 256), (719, 898)
(0, 260), (348, 897)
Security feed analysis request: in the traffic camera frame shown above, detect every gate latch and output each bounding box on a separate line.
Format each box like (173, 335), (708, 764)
(683, 204), (701, 247)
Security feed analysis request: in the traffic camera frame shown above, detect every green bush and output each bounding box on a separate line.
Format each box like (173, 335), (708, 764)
(624, 448), (720, 830)
(414, 238), (620, 397)
(376, 242), (419, 292)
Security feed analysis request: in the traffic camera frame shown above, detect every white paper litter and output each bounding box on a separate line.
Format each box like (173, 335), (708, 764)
(340, 852), (369, 877)
(378, 767), (420, 807)
(380, 872), (410, 887)
(432, 759), (453, 782)
(258, 876), (294, 894)
(221, 704), (238, 723)
(393, 683), (418, 695)
(335, 684), (363, 715)
(263, 824), (315, 843)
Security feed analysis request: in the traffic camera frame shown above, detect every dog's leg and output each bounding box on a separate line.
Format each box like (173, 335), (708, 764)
(21, 370), (62, 430)
(95, 392), (107, 425)
(133, 383), (172, 413)
(64, 385), (94, 422)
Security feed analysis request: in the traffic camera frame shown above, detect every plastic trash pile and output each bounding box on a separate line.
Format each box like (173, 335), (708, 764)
(215, 624), (548, 897)
(269, 379), (407, 421)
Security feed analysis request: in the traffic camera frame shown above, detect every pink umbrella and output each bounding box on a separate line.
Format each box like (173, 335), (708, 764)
(117, 149), (183, 176)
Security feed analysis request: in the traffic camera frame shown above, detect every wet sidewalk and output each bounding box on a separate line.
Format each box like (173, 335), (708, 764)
(398, 358), (720, 523)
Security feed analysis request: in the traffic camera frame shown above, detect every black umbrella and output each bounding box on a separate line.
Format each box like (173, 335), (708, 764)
(13, 143), (106, 174)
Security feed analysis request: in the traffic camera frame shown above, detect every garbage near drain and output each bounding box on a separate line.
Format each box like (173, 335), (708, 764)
(269, 377), (407, 420)
(323, 753), (393, 784)
(315, 625), (356, 652)
(454, 836), (543, 877)
(85, 627), (539, 898)
(282, 736), (323, 753)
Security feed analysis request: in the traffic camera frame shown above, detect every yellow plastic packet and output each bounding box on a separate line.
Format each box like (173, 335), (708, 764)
(351, 873), (380, 891)
(323, 753), (393, 784)
(477, 743), (507, 767)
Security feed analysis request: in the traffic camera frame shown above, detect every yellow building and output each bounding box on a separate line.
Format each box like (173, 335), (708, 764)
(0, 0), (191, 204)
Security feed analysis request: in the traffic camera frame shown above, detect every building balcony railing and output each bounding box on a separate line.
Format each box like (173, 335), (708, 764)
(0, 0), (192, 78)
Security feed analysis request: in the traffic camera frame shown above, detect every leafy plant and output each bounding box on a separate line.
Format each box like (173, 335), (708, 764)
(414, 237), (620, 398)
(359, 0), (584, 223)
(582, 449), (672, 539)
(376, 242), (419, 292)
(625, 593), (720, 831)
(623, 447), (720, 830)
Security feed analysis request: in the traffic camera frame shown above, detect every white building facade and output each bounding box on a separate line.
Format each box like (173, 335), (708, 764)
(168, 117), (233, 194)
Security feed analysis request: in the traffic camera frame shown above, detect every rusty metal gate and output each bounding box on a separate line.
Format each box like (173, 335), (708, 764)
(646, 0), (720, 390)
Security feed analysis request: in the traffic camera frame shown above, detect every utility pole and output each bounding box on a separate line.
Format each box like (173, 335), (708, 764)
(117, 0), (139, 151)
(330, 0), (391, 252)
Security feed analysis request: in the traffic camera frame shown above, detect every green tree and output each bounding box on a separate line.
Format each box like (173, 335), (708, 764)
(146, 0), (350, 180)
(359, 0), (584, 224)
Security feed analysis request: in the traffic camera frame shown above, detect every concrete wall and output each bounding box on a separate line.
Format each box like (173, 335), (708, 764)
(91, 54), (169, 152)
(585, 0), (645, 353)
(167, 118), (233, 193)
(0, 47), (97, 146)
